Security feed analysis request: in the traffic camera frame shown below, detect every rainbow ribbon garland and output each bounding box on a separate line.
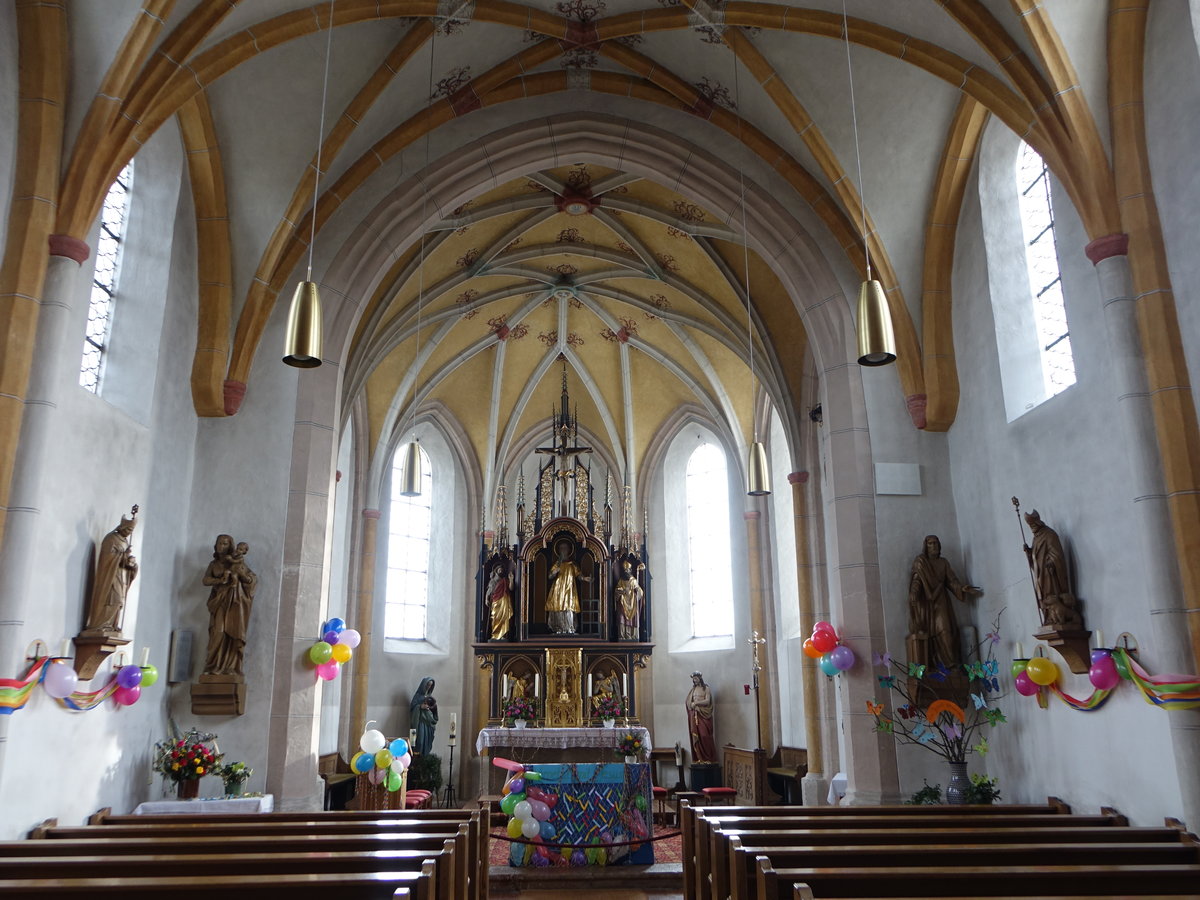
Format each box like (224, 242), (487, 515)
(1038, 647), (1200, 712)
(0, 656), (120, 714)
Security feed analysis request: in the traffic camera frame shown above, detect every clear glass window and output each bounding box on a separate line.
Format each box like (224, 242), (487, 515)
(79, 162), (133, 393)
(384, 445), (432, 641)
(686, 442), (734, 638)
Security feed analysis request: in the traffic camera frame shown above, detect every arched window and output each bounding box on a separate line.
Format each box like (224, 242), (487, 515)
(1016, 142), (1075, 396)
(384, 445), (433, 641)
(79, 162), (133, 393)
(686, 442), (734, 638)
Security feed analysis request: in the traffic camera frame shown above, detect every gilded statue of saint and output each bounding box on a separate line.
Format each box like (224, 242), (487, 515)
(485, 554), (514, 641)
(615, 559), (645, 641)
(83, 506), (139, 635)
(547, 540), (589, 634)
(907, 535), (981, 669)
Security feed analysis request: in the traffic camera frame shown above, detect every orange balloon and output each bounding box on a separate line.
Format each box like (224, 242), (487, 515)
(802, 638), (823, 659)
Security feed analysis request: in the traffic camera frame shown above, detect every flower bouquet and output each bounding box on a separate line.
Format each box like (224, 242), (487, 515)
(594, 694), (624, 721)
(218, 761), (252, 797)
(153, 728), (221, 798)
(616, 732), (645, 761)
(503, 696), (538, 726)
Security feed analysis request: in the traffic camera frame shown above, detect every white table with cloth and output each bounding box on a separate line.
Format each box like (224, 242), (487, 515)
(476, 726), (652, 794)
(131, 794), (274, 815)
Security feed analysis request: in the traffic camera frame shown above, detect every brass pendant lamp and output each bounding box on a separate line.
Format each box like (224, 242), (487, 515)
(842, 2), (896, 368)
(283, 0), (336, 368)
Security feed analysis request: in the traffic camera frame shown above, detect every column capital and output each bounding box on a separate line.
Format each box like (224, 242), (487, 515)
(223, 380), (247, 416)
(1085, 233), (1130, 265)
(787, 471), (809, 485)
(48, 234), (90, 263)
(743, 510), (762, 521)
(905, 394), (928, 430)
(362, 509), (381, 520)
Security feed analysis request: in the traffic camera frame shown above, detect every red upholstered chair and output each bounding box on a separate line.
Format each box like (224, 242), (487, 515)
(700, 786), (737, 806)
(652, 785), (671, 825)
(404, 789), (433, 809)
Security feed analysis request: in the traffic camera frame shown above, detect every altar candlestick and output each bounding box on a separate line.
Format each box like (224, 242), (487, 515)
(1014, 641), (1025, 660)
(140, 646), (150, 667)
(60, 640), (70, 659)
(1094, 629), (1105, 650)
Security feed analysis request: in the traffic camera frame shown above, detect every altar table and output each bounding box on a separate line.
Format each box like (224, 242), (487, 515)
(503, 763), (654, 867)
(132, 794), (274, 815)
(476, 726), (652, 794)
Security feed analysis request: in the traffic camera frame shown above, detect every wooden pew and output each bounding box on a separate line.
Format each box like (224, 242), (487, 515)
(38, 815), (481, 900)
(757, 860), (1200, 899)
(0, 868), (431, 899)
(726, 840), (1200, 900)
(0, 846), (454, 900)
(792, 891), (1193, 900)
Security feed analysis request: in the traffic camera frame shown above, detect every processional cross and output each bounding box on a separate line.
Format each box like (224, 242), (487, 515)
(749, 631), (766, 750)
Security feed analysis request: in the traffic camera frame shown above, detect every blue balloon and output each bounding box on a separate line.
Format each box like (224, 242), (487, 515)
(818, 653), (840, 677)
(389, 738), (409, 757)
(539, 821), (556, 841)
(326, 617), (346, 633)
(352, 753), (375, 773)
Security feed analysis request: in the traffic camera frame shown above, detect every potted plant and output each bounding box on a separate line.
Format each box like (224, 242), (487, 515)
(153, 728), (221, 800)
(868, 616), (1006, 804)
(616, 732), (645, 763)
(218, 761), (253, 797)
(503, 696), (537, 728)
(594, 694), (623, 727)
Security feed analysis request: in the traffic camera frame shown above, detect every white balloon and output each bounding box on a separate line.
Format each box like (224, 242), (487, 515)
(514, 800), (532, 821)
(360, 729), (386, 753)
(521, 818), (541, 839)
(391, 756), (407, 774)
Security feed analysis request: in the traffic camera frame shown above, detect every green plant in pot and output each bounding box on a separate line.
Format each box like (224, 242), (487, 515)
(218, 761), (252, 797)
(408, 752), (443, 793)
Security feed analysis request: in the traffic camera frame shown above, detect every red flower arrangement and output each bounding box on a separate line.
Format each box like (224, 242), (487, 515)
(153, 729), (222, 783)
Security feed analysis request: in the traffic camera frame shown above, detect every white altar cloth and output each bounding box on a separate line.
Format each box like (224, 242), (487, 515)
(132, 795), (274, 815)
(476, 726), (652, 755)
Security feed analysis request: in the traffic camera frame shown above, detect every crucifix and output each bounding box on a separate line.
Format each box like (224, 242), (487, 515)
(749, 631), (766, 751)
(534, 356), (592, 518)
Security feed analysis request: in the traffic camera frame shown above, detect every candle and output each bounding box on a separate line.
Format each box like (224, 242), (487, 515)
(1094, 629), (1105, 650)
(534, 674), (540, 698)
(503, 674), (509, 698)
(588, 673), (593, 697)
(409, 728), (417, 747)
(140, 646), (150, 667)
(622, 673), (628, 697)
(60, 640), (70, 659)
(450, 712), (457, 735)
(1014, 641), (1025, 660)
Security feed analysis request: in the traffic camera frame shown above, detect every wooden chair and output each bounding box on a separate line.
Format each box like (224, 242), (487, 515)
(319, 752), (357, 810)
(765, 746), (807, 805)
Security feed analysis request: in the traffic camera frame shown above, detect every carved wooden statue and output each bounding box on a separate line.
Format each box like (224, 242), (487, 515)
(202, 534), (257, 677)
(82, 505), (139, 635)
(906, 534), (982, 669)
(686, 671), (716, 765)
(1023, 510), (1082, 630)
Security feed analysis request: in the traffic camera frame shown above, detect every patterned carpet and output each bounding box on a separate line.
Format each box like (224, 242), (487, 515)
(489, 822), (682, 868)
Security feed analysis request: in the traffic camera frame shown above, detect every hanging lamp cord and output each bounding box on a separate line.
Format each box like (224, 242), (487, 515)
(841, 0), (871, 282)
(729, 29), (758, 443)
(306, 0), (337, 282)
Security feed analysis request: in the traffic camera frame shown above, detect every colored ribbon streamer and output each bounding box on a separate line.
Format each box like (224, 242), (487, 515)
(1046, 681), (1113, 711)
(0, 657), (50, 715)
(1116, 648), (1200, 710)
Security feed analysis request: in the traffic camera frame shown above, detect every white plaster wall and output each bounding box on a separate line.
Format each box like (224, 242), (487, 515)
(319, 425), (356, 757)
(366, 423), (471, 791)
(767, 410), (805, 750)
(0, 129), (203, 837)
(943, 141), (1181, 824)
(0, 1), (16, 259)
(648, 423), (757, 770)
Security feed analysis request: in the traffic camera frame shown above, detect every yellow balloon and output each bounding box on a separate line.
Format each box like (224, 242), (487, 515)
(1025, 656), (1058, 686)
(507, 818), (524, 839)
(331, 643), (352, 664)
(374, 749), (393, 769)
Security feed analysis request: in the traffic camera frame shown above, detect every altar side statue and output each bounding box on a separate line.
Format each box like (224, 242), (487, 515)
(686, 671), (716, 765)
(485, 553), (514, 641)
(590, 668), (619, 713)
(82, 506), (139, 635)
(547, 540), (589, 634)
(1023, 510), (1082, 629)
(906, 535), (981, 669)
(615, 559), (645, 641)
(409, 676), (438, 755)
(508, 673), (529, 703)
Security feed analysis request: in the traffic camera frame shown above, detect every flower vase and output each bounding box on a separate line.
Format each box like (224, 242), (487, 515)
(514, 719), (527, 729)
(945, 762), (969, 805)
(176, 779), (200, 800)
(624, 755), (638, 764)
(602, 718), (615, 729)
(224, 781), (245, 798)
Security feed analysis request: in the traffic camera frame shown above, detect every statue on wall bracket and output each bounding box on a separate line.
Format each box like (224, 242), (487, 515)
(74, 505), (139, 679)
(191, 534), (257, 715)
(485, 550), (515, 640)
(1013, 498), (1091, 673)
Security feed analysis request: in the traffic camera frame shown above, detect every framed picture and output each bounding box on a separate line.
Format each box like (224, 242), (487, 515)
(168, 629), (193, 684)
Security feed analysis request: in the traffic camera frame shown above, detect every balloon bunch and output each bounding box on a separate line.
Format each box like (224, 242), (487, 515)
(308, 617), (360, 681)
(494, 757), (580, 867)
(1012, 652), (1058, 696)
(350, 722), (411, 792)
(803, 621), (856, 676)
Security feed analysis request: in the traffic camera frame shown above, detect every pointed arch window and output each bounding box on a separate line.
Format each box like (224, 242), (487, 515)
(385, 445), (433, 641)
(79, 162), (133, 393)
(686, 442), (734, 638)
(1016, 142), (1075, 396)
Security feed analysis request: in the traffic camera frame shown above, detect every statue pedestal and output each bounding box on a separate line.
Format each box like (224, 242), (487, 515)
(689, 762), (721, 792)
(191, 673), (246, 716)
(72, 632), (131, 680)
(1035, 627), (1092, 674)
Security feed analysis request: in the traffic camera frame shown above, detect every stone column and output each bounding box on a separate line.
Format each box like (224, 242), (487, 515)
(788, 471), (828, 804)
(743, 509), (773, 752)
(349, 508), (381, 743)
(1087, 234), (1200, 827)
(266, 361), (340, 811)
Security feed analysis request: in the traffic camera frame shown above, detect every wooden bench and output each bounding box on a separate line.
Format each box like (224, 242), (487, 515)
(766, 746), (807, 805)
(759, 860), (1200, 899)
(727, 840), (1200, 900)
(320, 752), (358, 810)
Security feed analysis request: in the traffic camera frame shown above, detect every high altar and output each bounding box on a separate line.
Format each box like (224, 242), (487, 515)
(472, 364), (654, 745)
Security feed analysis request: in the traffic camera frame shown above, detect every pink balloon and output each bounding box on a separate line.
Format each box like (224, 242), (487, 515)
(42, 661), (78, 700)
(529, 799), (551, 821)
(491, 757), (526, 773)
(1014, 670), (1039, 696)
(339, 629), (361, 649)
(399, 752), (412, 769)
(368, 766), (387, 784)
(113, 684), (141, 706)
(316, 660), (339, 681)
(1089, 655), (1120, 691)
(812, 621), (835, 634)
